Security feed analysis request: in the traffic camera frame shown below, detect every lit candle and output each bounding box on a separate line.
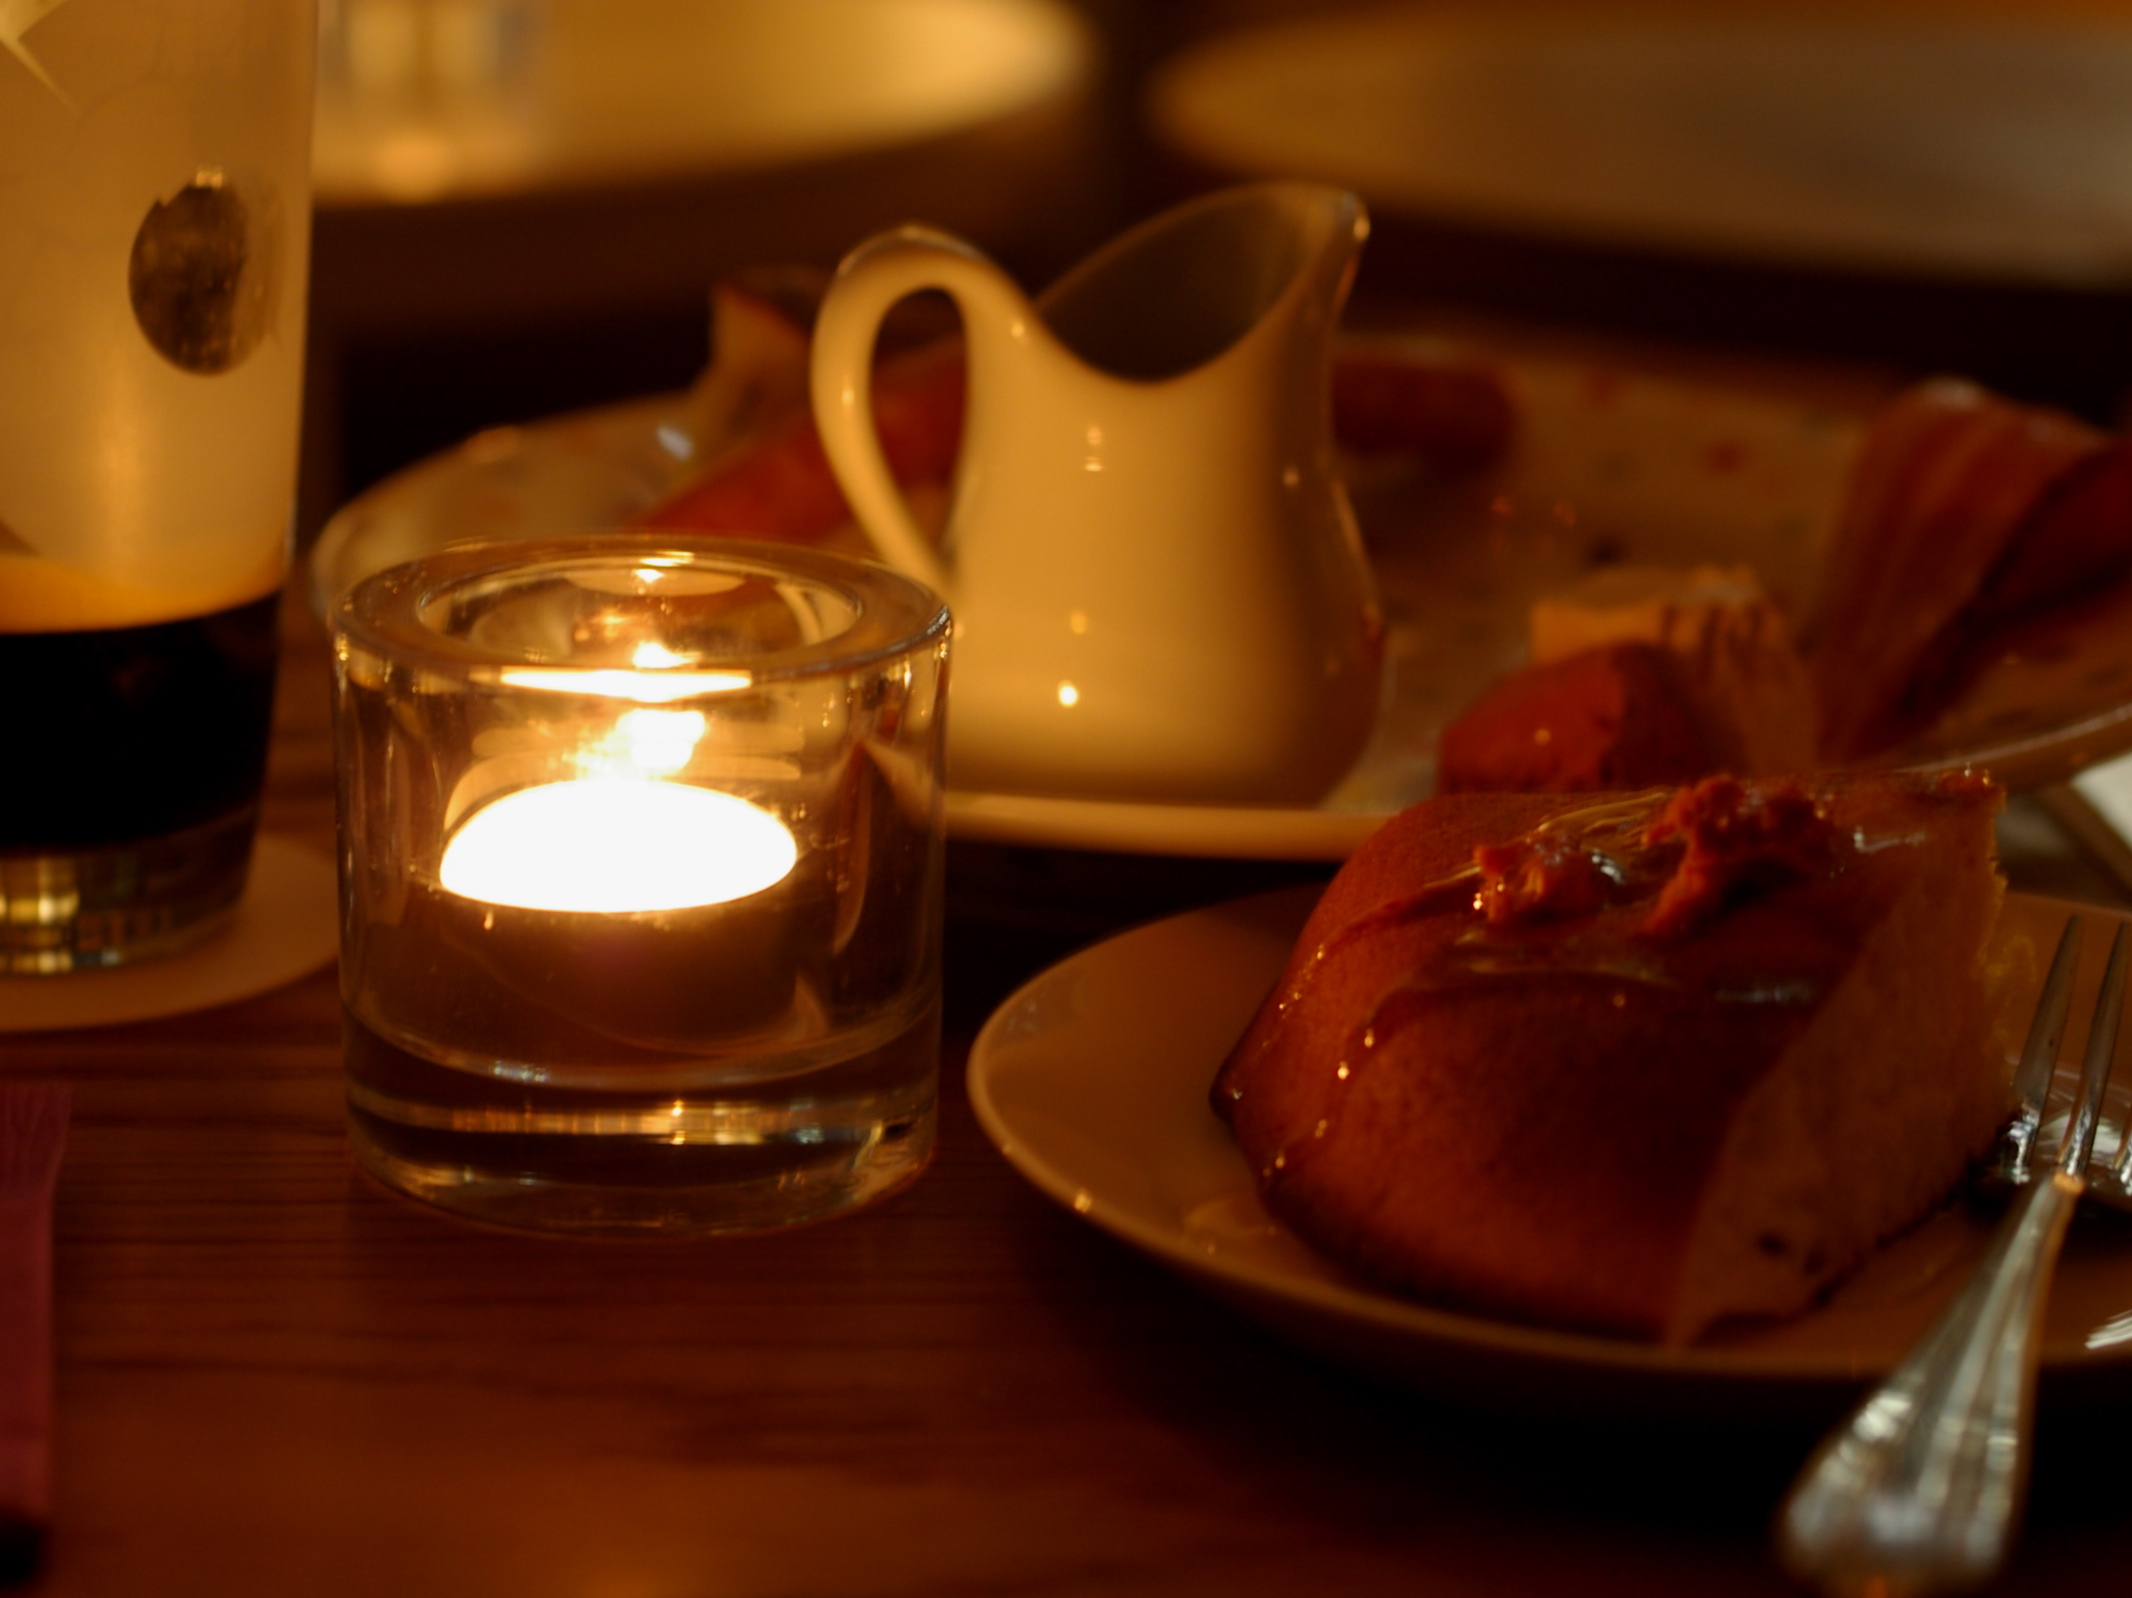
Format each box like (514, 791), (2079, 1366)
(331, 535), (950, 1233)
(440, 779), (795, 913)
(433, 774), (805, 1053)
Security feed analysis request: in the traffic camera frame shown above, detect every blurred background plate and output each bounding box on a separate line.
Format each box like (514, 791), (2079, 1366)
(1150, 9), (2132, 286)
(315, 0), (1095, 207)
(1147, 7), (2132, 419)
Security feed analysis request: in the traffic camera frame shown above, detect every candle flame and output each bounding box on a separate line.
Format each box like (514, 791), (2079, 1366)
(598, 708), (706, 778)
(440, 780), (796, 912)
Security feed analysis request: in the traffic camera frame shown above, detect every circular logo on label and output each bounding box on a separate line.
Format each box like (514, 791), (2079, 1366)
(129, 171), (281, 375)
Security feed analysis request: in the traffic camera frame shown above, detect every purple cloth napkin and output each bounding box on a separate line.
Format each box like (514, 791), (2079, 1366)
(0, 1086), (67, 1582)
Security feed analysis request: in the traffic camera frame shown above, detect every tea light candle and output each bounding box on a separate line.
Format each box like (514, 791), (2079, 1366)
(439, 779), (796, 913)
(332, 535), (949, 1234)
(435, 777), (805, 1050)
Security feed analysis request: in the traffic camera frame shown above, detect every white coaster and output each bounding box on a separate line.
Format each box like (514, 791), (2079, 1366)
(0, 835), (339, 1033)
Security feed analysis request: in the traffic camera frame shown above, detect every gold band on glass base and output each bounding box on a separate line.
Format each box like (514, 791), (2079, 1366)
(0, 808), (257, 975)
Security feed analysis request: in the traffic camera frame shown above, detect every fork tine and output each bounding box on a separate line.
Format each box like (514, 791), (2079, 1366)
(1990, 917), (2086, 1189)
(2065, 923), (2129, 1181)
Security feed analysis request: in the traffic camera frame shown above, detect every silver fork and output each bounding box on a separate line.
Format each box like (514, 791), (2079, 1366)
(1776, 916), (2130, 1598)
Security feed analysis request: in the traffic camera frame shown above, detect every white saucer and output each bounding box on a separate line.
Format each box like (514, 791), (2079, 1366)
(967, 887), (2132, 1418)
(0, 836), (339, 1033)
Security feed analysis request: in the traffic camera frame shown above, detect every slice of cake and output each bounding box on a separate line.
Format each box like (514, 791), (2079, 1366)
(1435, 641), (1719, 794)
(1213, 771), (2011, 1344)
(1530, 564), (1818, 776)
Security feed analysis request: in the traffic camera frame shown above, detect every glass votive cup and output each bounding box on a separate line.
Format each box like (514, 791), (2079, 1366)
(329, 535), (950, 1235)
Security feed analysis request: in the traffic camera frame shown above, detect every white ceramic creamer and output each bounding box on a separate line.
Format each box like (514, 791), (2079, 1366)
(809, 182), (1384, 803)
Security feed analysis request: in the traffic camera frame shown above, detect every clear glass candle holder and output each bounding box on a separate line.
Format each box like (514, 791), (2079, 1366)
(330, 536), (949, 1234)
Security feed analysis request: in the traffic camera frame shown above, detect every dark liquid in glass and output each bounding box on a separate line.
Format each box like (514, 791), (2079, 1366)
(0, 591), (279, 851)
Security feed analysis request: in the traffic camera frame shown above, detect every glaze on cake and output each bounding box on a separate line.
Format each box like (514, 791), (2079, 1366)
(1213, 772), (2011, 1344)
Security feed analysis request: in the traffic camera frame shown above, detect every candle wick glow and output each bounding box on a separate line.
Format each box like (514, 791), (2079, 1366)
(631, 640), (690, 668)
(439, 780), (797, 913)
(590, 707), (708, 778)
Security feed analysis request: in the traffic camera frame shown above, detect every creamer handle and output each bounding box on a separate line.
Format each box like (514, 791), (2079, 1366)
(809, 226), (1030, 600)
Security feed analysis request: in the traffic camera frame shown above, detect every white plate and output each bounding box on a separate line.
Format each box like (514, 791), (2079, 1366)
(311, 344), (2132, 859)
(1151, 11), (2132, 289)
(314, 0), (1091, 208)
(967, 887), (2132, 1417)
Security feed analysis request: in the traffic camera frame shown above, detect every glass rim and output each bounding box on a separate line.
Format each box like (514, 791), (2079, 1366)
(331, 534), (951, 688)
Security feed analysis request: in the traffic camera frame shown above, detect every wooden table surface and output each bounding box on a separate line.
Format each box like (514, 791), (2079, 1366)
(6, 593), (2132, 1598)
